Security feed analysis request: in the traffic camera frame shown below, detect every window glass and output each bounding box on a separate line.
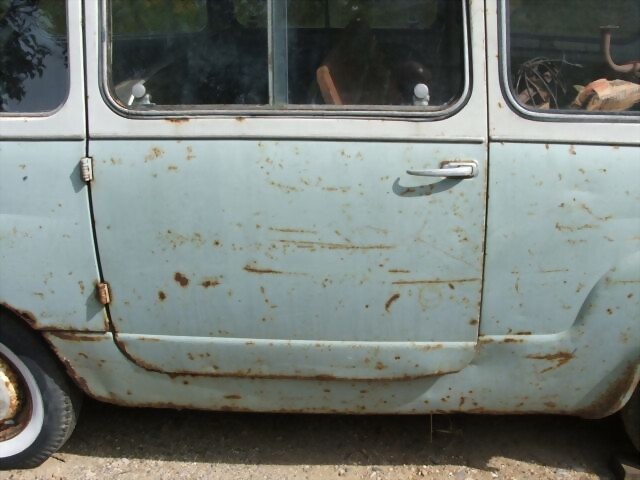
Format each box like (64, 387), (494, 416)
(108, 0), (466, 111)
(508, 0), (640, 114)
(0, 0), (69, 113)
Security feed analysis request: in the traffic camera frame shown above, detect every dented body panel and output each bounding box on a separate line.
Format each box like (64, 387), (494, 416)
(482, 143), (640, 336)
(45, 301), (640, 417)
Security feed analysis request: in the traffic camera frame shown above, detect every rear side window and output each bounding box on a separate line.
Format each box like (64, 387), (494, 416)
(106, 0), (467, 112)
(0, 0), (69, 113)
(506, 0), (640, 115)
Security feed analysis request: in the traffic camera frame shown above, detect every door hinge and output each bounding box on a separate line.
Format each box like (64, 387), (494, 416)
(80, 157), (94, 183)
(96, 282), (111, 306)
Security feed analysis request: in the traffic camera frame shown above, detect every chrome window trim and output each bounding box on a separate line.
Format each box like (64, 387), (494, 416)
(498, 0), (640, 124)
(99, 0), (472, 120)
(0, 1), (71, 118)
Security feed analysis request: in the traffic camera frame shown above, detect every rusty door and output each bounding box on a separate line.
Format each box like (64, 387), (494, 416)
(86, 0), (488, 380)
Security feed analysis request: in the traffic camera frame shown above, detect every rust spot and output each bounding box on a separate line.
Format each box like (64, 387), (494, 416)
(174, 272), (190, 287)
(385, 294), (401, 312)
(158, 291), (167, 301)
(269, 181), (299, 193)
(167, 118), (189, 124)
(504, 338), (523, 344)
(235, 116), (246, 122)
(201, 279), (221, 289)
(145, 147), (164, 162)
(469, 319), (479, 326)
(375, 362), (387, 370)
(224, 394), (242, 400)
(78, 281), (85, 295)
(392, 278), (480, 286)
(388, 269), (410, 274)
(527, 351), (575, 373)
(459, 396), (466, 407)
(168, 165), (178, 171)
(322, 186), (351, 193)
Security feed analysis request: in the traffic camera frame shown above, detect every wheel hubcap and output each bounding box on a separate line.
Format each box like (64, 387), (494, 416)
(0, 352), (30, 443)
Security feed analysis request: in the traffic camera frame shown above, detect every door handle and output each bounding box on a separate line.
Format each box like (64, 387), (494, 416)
(407, 161), (479, 179)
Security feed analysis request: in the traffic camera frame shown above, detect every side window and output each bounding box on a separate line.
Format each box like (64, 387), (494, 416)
(107, 0), (467, 112)
(506, 0), (640, 114)
(0, 0), (69, 113)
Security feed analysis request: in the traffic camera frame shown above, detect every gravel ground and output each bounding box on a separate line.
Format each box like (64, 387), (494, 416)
(1, 399), (638, 480)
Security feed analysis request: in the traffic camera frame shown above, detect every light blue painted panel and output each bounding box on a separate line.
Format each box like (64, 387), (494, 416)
(46, 250), (640, 416)
(0, 141), (106, 331)
(90, 140), (486, 377)
(482, 143), (640, 336)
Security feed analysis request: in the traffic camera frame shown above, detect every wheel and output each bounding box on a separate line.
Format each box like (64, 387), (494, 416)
(622, 386), (640, 452)
(0, 315), (82, 470)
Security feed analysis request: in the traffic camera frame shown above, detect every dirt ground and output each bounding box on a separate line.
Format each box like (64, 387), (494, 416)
(1, 398), (638, 480)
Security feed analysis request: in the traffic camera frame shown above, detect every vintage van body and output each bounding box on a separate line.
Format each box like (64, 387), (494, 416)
(1, 0), (639, 469)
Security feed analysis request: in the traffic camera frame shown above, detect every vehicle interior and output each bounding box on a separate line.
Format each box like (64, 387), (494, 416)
(508, 0), (640, 112)
(108, 0), (465, 108)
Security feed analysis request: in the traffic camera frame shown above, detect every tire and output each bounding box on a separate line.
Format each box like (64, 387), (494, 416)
(622, 386), (640, 452)
(0, 315), (82, 470)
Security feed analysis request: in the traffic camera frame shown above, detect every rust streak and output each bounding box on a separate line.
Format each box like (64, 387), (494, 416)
(243, 265), (304, 276)
(47, 332), (108, 342)
(392, 278), (480, 286)
(269, 227), (318, 234)
(527, 351), (575, 373)
(0, 303), (38, 328)
(279, 240), (394, 251)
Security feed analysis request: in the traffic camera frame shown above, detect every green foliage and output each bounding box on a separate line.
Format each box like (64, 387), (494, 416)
(111, 0), (207, 34)
(510, 0), (640, 38)
(0, 0), (66, 111)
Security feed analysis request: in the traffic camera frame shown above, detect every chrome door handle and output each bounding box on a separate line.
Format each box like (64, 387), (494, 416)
(407, 161), (478, 179)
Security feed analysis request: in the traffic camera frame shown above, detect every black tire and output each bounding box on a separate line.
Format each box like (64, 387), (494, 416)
(0, 314), (82, 470)
(622, 386), (640, 452)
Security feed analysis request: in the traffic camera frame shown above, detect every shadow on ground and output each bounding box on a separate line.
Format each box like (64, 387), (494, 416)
(59, 399), (637, 477)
